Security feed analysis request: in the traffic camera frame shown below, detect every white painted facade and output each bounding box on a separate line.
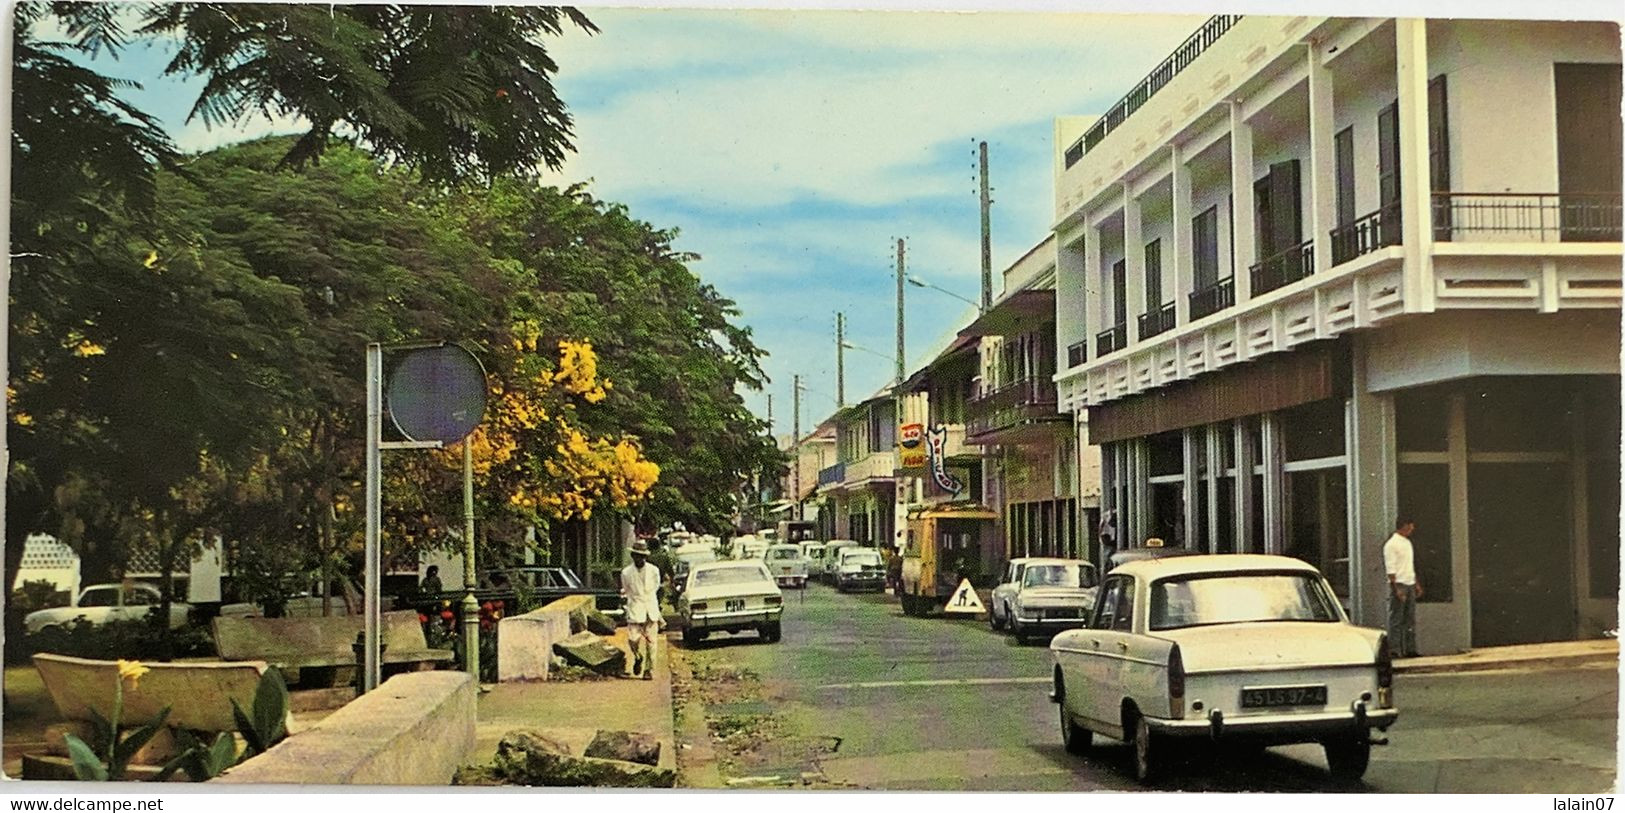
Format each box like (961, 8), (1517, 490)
(1051, 15), (1621, 653)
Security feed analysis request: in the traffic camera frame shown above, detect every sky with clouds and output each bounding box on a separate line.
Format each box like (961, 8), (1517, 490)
(56, 0), (1613, 437)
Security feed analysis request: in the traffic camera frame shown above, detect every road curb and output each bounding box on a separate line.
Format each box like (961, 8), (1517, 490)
(667, 639), (726, 789)
(1395, 649), (1618, 675)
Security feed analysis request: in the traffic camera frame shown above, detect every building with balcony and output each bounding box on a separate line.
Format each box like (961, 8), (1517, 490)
(898, 336), (982, 507)
(1052, 15), (1621, 653)
(961, 238), (1101, 566)
(817, 392), (899, 546)
(783, 421), (838, 534)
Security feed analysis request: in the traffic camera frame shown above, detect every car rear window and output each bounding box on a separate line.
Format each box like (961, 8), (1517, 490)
(1022, 564), (1096, 588)
(693, 566), (770, 587)
(767, 548), (800, 560)
(1150, 572), (1341, 631)
(843, 551), (882, 567)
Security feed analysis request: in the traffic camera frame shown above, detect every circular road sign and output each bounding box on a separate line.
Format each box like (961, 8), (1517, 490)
(386, 344), (488, 444)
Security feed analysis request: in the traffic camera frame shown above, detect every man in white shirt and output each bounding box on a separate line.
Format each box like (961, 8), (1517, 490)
(1382, 518), (1422, 658)
(620, 540), (663, 680)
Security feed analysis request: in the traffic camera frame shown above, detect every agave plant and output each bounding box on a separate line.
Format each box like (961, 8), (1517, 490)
(62, 660), (172, 781)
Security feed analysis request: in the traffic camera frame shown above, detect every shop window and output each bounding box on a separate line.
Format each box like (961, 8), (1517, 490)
(1585, 378), (1621, 599)
(1396, 463), (1452, 603)
(1215, 478), (1236, 554)
(1282, 398), (1345, 461)
(1250, 473), (1265, 551)
(1148, 430), (1184, 477)
(1396, 389), (1448, 453)
(1464, 379), (1572, 453)
(1150, 483), (1184, 545)
(1285, 468), (1350, 600)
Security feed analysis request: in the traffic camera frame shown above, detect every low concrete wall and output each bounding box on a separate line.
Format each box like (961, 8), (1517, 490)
(497, 595), (594, 682)
(33, 654), (268, 732)
(213, 671), (475, 786)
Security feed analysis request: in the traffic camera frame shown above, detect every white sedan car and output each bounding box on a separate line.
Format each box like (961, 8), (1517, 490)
(764, 544), (809, 588)
(1050, 554), (1397, 784)
(679, 560), (784, 645)
(24, 583), (191, 633)
(1004, 558), (1098, 644)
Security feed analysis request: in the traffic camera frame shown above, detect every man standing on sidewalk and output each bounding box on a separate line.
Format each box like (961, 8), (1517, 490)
(1383, 518), (1422, 658)
(621, 540), (662, 680)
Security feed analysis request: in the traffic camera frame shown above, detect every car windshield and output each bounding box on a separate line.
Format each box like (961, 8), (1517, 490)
(1150, 572), (1342, 631)
(767, 548), (800, 560)
(843, 551), (882, 567)
(693, 566), (770, 587)
(1022, 564), (1094, 588)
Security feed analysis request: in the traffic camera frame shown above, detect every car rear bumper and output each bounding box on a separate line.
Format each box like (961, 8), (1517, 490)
(686, 608), (783, 631)
(1013, 615), (1089, 629)
(1146, 703), (1399, 741)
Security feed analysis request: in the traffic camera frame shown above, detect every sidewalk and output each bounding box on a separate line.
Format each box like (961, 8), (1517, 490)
(469, 627), (676, 776)
(1394, 638), (1618, 674)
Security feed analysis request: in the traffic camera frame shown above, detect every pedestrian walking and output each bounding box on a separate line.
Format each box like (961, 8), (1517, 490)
(620, 539), (662, 680)
(1383, 518), (1422, 658)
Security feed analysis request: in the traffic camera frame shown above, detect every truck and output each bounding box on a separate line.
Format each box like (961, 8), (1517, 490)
(898, 503), (997, 616)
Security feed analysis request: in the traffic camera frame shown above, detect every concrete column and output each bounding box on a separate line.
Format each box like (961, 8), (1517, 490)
(1347, 338), (1396, 627)
(1233, 420), (1256, 553)
(1122, 182), (1145, 339)
(1307, 41), (1337, 275)
(1134, 439), (1153, 546)
(1261, 412), (1285, 555)
(1056, 234), (1089, 369)
(1182, 428), (1200, 547)
(1395, 18), (1436, 312)
(1081, 223), (1101, 364)
(1205, 425), (1222, 554)
(1171, 143), (1194, 327)
(1229, 101), (1256, 303)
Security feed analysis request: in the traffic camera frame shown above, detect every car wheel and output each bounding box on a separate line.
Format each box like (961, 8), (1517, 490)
(1010, 617), (1027, 644)
(1132, 713), (1161, 785)
(763, 621), (782, 643)
(1060, 696), (1091, 755)
(988, 605), (1001, 631)
(682, 626), (701, 647)
(1323, 736), (1371, 783)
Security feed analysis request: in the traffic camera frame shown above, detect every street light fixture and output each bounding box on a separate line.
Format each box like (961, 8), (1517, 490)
(840, 340), (896, 365)
(906, 274), (982, 312)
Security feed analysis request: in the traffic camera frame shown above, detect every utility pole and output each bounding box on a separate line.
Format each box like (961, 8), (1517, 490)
(835, 312), (846, 408)
(764, 393), (773, 511)
(895, 239), (906, 387)
(792, 375), (802, 521)
(979, 141), (993, 310)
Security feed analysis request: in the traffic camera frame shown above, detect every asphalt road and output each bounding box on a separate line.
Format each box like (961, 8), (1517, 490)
(678, 582), (1618, 792)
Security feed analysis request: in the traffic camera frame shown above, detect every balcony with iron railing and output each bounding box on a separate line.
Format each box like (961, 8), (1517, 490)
(1095, 323), (1127, 357)
(1250, 239), (1316, 296)
(1330, 202), (1402, 266)
(967, 377), (1064, 444)
(817, 462), (845, 487)
(1066, 340), (1088, 369)
(1065, 15), (1244, 167)
(1430, 192), (1623, 243)
(1137, 301), (1176, 340)
(1188, 277), (1235, 320)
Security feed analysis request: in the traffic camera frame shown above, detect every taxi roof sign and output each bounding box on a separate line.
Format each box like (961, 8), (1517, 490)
(1144, 537), (1166, 548)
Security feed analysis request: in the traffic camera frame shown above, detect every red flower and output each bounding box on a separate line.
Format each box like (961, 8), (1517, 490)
(440, 609), (456, 621)
(481, 601), (494, 612)
(418, 613), (429, 624)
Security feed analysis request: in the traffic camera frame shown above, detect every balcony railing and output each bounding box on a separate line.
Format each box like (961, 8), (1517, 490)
(1137, 301), (1176, 340)
(1330, 202), (1402, 266)
(967, 377), (1061, 441)
(1095, 323), (1127, 356)
(1066, 15), (1243, 166)
(1189, 277), (1235, 320)
(1250, 239), (1316, 296)
(1066, 340), (1087, 369)
(817, 462), (845, 487)
(1431, 192), (1623, 243)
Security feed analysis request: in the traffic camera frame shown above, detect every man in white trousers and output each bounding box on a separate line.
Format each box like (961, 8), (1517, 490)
(620, 539), (662, 679)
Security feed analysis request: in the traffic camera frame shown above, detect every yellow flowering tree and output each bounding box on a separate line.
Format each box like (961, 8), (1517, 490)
(386, 335), (659, 560)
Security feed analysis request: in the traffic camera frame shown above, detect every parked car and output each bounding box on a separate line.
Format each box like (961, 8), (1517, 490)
(819, 540), (859, 583)
(1050, 554), (1396, 784)
(989, 557), (1037, 631)
(1004, 558), (1099, 644)
(834, 548), (886, 592)
(735, 538), (769, 560)
(679, 560), (784, 645)
(24, 583), (191, 633)
(1107, 544), (1201, 569)
(764, 544), (809, 588)
(406, 565), (622, 619)
(799, 541), (827, 577)
(672, 539), (721, 599)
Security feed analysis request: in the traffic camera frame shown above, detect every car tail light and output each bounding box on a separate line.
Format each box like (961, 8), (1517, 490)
(1376, 634), (1394, 706)
(765, 596), (782, 605)
(690, 602), (707, 612)
(1168, 643), (1186, 719)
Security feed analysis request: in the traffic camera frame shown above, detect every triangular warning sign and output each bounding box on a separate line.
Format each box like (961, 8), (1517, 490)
(942, 578), (986, 615)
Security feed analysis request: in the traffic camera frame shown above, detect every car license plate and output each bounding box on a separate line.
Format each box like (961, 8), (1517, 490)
(725, 599), (746, 612)
(1239, 685), (1328, 708)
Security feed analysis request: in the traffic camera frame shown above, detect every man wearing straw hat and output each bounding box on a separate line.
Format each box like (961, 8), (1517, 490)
(620, 539), (662, 680)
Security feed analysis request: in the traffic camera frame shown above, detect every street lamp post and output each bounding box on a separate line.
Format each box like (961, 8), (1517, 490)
(906, 275), (983, 312)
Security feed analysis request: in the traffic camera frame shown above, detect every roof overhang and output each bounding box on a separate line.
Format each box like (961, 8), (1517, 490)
(957, 289), (1055, 339)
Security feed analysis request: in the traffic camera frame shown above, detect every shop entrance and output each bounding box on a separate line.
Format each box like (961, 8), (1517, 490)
(1467, 462), (1575, 647)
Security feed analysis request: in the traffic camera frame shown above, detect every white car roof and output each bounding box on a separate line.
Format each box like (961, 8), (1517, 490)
(690, 560), (770, 574)
(1111, 553), (1320, 580)
(766, 544), (801, 552)
(1020, 558), (1091, 568)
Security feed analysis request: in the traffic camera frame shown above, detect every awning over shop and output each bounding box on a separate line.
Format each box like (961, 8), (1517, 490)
(957, 289), (1055, 339)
